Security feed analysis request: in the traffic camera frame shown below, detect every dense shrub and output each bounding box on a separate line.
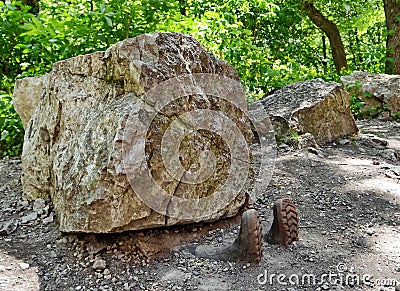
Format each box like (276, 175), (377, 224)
(0, 93), (24, 157)
(0, 0), (389, 156)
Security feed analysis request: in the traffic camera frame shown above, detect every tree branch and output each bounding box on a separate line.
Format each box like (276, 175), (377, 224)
(302, 1), (348, 73)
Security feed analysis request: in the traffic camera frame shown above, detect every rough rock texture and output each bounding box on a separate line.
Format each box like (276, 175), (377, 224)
(17, 32), (253, 233)
(250, 79), (358, 145)
(12, 75), (48, 129)
(341, 71), (400, 116)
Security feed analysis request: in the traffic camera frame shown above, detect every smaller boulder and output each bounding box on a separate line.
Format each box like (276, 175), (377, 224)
(341, 71), (400, 116)
(250, 79), (358, 145)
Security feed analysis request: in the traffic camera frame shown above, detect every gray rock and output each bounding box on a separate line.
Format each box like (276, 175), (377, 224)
(42, 212), (54, 225)
(366, 228), (374, 236)
(297, 132), (318, 149)
(342, 71), (400, 116)
(49, 251), (58, 258)
(396, 263), (400, 272)
(33, 198), (46, 215)
(18, 200), (29, 209)
(20, 212), (38, 224)
(383, 148), (398, 162)
(0, 218), (19, 235)
(16, 32), (253, 233)
(355, 134), (389, 149)
(85, 235), (107, 255)
(251, 79), (358, 145)
(103, 274), (112, 280)
(371, 137), (389, 147)
(92, 259), (107, 271)
(338, 138), (350, 145)
(18, 263), (30, 270)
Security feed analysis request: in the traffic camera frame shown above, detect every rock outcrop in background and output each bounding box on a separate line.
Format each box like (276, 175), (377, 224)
(13, 32), (253, 233)
(342, 71), (400, 118)
(251, 79), (359, 145)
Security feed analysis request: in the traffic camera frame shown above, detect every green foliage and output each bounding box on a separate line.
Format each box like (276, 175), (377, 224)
(0, 93), (24, 157)
(350, 95), (366, 119)
(0, 0), (389, 93)
(362, 105), (385, 119)
(346, 82), (365, 119)
(0, 1), (33, 90)
(306, 0), (386, 73)
(346, 82), (389, 119)
(392, 111), (400, 121)
(288, 130), (300, 145)
(0, 0), (394, 157)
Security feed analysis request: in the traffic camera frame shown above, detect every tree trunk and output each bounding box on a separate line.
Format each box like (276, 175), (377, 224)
(179, 0), (186, 16)
(384, 0), (400, 74)
(22, 0), (40, 14)
(302, 2), (348, 73)
(322, 35), (327, 67)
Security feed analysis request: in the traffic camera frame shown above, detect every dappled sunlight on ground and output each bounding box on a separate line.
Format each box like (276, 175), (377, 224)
(0, 251), (39, 291)
(356, 177), (400, 205)
(335, 157), (378, 167)
(360, 123), (400, 152)
(349, 225), (400, 290)
(373, 225), (400, 259)
(326, 155), (399, 205)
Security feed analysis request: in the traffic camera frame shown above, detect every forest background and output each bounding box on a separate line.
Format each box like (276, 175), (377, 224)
(1, 0), (399, 157)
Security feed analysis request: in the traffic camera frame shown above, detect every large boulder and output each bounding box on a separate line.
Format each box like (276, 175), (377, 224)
(250, 79), (359, 145)
(341, 71), (400, 116)
(16, 32), (254, 233)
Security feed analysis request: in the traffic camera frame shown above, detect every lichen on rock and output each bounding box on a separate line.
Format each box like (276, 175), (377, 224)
(14, 32), (254, 233)
(251, 78), (359, 145)
(341, 71), (400, 117)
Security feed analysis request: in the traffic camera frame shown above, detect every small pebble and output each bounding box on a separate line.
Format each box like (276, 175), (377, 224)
(104, 274), (112, 280)
(20, 212), (38, 224)
(366, 228), (374, 236)
(19, 263), (30, 270)
(92, 259), (107, 271)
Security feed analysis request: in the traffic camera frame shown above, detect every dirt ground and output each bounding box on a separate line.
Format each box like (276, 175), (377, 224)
(0, 119), (399, 291)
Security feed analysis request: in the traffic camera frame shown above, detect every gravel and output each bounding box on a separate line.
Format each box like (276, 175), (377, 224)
(0, 119), (399, 291)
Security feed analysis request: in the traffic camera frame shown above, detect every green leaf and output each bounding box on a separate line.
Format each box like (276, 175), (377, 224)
(1, 130), (9, 141)
(5, 3), (16, 10)
(31, 16), (45, 32)
(363, 91), (373, 98)
(104, 16), (113, 27)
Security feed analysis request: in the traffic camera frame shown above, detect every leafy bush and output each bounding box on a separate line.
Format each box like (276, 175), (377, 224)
(350, 95), (367, 120)
(391, 111), (400, 121)
(345, 82), (389, 119)
(0, 93), (24, 157)
(346, 82), (365, 119)
(0, 0), (391, 157)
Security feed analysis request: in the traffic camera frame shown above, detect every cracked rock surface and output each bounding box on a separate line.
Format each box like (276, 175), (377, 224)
(342, 70), (400, 116)
(251, 79), (359, 145)
(13, 32), (253, 233)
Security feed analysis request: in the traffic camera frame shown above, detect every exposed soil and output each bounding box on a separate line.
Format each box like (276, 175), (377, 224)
(0, 119), (399, 291)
